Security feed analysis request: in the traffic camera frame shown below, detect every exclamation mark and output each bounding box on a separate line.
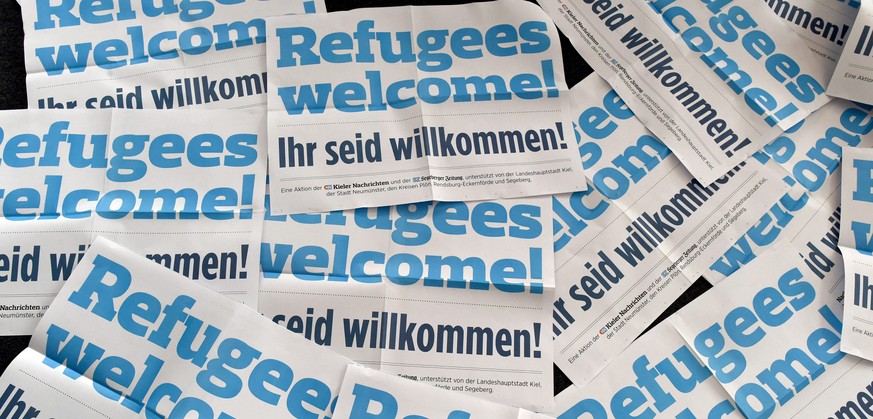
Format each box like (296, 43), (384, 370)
(532, 323), (541, 358)
(730, 138), (752, 157)
(838, 24), (850, 46)
(239, 244), (248, 279)
(724, 137), (752, 158)
(530, 248), (543, 294)
(542, 60), (559, 98)
(240, 174), (254, 220)
(555, 122), (568, 149)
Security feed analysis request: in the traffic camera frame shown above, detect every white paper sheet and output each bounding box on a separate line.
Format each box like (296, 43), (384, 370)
(27, 237), (352, 417)
(839, 147), (873, 361)
(557, 242), (860, 419)
(537, 0), (832, 184)
(0, 109), (267, 335)
(21, 0), (324, 110)
(829, 0), (873, 104)
(265, 0), (586, 214)
(551, 75), (787, 388)
(259, 196), (555, 412)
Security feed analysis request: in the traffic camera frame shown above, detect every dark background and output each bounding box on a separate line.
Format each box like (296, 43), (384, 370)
(0, 0), (713, 396)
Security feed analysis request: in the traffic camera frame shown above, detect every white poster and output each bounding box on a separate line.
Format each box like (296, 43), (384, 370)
(707, 99), (873, 292)
(259, 196), (555, 412)
(829, 0), (873, 104)
(670, 242), (849, 418)
(537, 0), (831, 184)
(557, 242), (858, 419)
(551, 75), (787, 388)
(21, 0), (324, 110)
(0, 109), (267, 335)
(0, 237), (557, 417)
(839, 147), (873, 361)
(265, 0), (586, 214)
(23, 237), (352, 417)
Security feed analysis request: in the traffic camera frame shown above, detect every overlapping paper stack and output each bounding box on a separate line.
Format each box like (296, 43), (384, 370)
(1, 0), (873, 417)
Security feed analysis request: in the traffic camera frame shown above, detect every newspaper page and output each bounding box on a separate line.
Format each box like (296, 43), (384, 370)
(333, 364), (552, 419)
(551, 75), (787, 388)
(265, 0), (586, 214)
(0, 109), (267, 335)
(765, 0), (860, 73)
(21, 0), (323, 110)
(19, 236), (352, 417)
(707, 99), (873, 288)
(555, 243), (864, 419)
(839, 147), (873, 361)
(554, 321), (742, 419)
(670, 241), (852, 418)
(259, 195), (554, 412)
(0, 237), (549, 417)
(537, 0), (832, 185)
(829, 0), (873, 104)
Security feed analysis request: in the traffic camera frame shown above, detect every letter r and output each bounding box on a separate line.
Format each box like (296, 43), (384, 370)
(68, 254), (132, 321)
(34, 0), (80, 29)
(348, 384), (398, 419)
(276, 27), (320, 67)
